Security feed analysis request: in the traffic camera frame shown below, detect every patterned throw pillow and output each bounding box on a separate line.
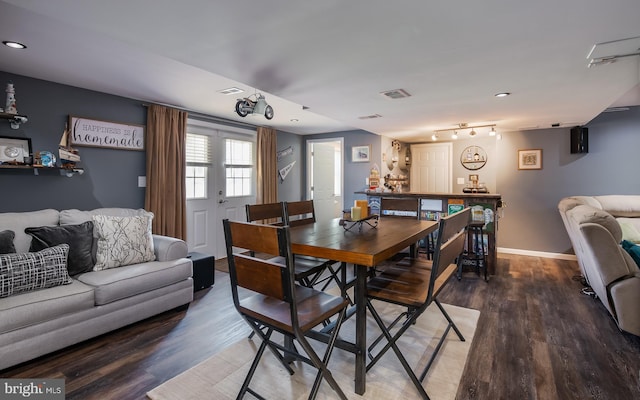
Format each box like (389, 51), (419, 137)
(92, 213), (156, 270)
(0, 230), (16, 254)
(0, 244), (72, 298)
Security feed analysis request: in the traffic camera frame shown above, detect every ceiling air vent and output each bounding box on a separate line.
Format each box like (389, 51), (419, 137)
(358, 114), (382, 120)
(380, 89), (411, 99)
(604, 107), (630, 113)
(217, 87), (244, 95)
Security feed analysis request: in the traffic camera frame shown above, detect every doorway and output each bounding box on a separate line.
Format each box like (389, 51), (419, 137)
(185, 119), (256, 259)
(307, 138), (343, 221)
(410, 142), (452, 193)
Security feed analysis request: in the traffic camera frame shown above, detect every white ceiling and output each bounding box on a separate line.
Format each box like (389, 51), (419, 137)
(0, 0), (639, 142)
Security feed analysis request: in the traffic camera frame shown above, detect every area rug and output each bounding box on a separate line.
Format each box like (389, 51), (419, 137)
(147, 302), (479, 400)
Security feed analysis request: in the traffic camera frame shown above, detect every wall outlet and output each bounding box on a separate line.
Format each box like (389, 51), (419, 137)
(138, 176), (146, 188)
(457, 177), (465, 185)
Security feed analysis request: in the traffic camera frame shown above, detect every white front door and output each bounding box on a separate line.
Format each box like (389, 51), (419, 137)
(410, 143), (452, 193)
(186, 120), (256, 259)
(307, 139), (343, 222)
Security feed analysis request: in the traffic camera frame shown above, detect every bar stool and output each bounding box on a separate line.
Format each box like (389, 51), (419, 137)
(458, 221), (487, 281)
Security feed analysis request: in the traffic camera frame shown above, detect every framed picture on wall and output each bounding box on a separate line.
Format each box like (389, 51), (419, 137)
(518, 149), (542, 170)
(352, 145), (370, 162)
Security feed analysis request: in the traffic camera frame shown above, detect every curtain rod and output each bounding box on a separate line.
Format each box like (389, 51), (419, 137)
(141, 102), (259, 130)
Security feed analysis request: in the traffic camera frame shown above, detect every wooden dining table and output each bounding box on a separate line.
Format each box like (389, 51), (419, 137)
(288, 216), (438, 395)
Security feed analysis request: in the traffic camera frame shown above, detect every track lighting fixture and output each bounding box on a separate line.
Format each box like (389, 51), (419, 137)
(433, 123), (498, 139)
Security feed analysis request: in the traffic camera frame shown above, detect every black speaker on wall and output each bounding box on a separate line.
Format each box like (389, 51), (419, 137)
(570, 126), (588, 154)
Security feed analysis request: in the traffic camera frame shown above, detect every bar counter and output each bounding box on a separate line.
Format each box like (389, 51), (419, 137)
(355, 191), (502, 276)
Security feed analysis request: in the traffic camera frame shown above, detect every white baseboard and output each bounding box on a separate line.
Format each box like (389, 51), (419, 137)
(497, 247), (577, 261)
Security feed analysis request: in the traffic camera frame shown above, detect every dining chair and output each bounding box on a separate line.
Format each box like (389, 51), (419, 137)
(223, 219), (349, 400)
(379, 197), (423, 260)
(380, 197), (438, 261)
(365, 207), (471, 399)
(283, 200), (350, 298)
(246, 202), (329, 288)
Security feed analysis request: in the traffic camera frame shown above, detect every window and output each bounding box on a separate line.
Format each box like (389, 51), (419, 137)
(225, 138), (253, 197)
(186, 133), (211, 199)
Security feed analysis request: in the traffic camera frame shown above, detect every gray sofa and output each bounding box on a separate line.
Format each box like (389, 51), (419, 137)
(558, 196), (640, 336)
(0, 208), (193, 370)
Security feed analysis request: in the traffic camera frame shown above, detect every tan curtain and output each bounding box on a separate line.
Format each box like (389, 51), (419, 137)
(144, 104), (188, 239)
(256, 127), (277, 204)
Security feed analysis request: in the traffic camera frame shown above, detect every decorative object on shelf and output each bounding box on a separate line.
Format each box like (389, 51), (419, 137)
(0, 112), (28, 129)
(0, 136), (31, 165)
(352, 145), (370, 162)
(460, 145), (487, 170)
(518, 148), (543, 170)
(386, 140), (401, 170)
(38, 151), (56, 167)
(58, 124), (81, 169)
(368, 163), (380, 189)
(5, 82), (18, 115)
(69, 116), (145, 151)
(234, 93), (274, 120)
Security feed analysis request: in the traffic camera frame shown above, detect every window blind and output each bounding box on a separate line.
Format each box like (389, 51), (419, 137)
(186, 133), (211, 165)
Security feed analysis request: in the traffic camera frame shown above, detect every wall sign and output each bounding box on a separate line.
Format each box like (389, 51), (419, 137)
(69, 116), (145, 151)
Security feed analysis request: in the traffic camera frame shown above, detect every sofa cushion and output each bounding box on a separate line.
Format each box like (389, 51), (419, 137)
(0, 280), (94, 334)
(92, 213), (156, 270)
(619, 220), (640, 244)
(59, 208), (152, 225)
(25, 221), (95, 276)
(76, 258), (192, 305)
(0, 244), (72, 298)
(0, 209), (60, 253)
(0, 230), (16, 254)
(593, 195), (640, 218)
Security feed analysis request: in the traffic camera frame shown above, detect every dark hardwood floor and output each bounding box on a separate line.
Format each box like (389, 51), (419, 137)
(2, 254), (640, 399)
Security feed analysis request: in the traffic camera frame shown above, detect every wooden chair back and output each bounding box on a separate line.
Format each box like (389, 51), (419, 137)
(428, 208), (470, 299)
(380, 198), (420, 218)
(245, 202), (285, 225)
(284, 200), (317, 227)
(223, 219), (292, 303)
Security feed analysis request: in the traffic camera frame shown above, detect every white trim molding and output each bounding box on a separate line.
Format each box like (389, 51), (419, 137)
(497, 247), (577, 261)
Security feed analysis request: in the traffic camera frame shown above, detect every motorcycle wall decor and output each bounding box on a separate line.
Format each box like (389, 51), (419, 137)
(235, 93), (274, 120)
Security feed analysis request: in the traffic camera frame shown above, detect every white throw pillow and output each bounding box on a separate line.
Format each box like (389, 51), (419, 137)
(92, 213), (156, 270)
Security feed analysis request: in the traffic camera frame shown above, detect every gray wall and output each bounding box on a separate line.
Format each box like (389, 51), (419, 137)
(452, 136), (497, 193)
(276, 130), (305, 202)
(0, 72), (146, 212)
(4, 71), (638, 256)
(496, 106), (640, 254)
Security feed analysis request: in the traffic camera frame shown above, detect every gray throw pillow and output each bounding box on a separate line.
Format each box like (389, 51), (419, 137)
(0, 244), (72, 298)
(26, 221), (95, 276)
(0, 230), (16, 254)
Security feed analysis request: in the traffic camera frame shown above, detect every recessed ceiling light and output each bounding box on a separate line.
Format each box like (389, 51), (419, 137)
(2, 41), (27, 49)
(494, 92), (510, 98)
